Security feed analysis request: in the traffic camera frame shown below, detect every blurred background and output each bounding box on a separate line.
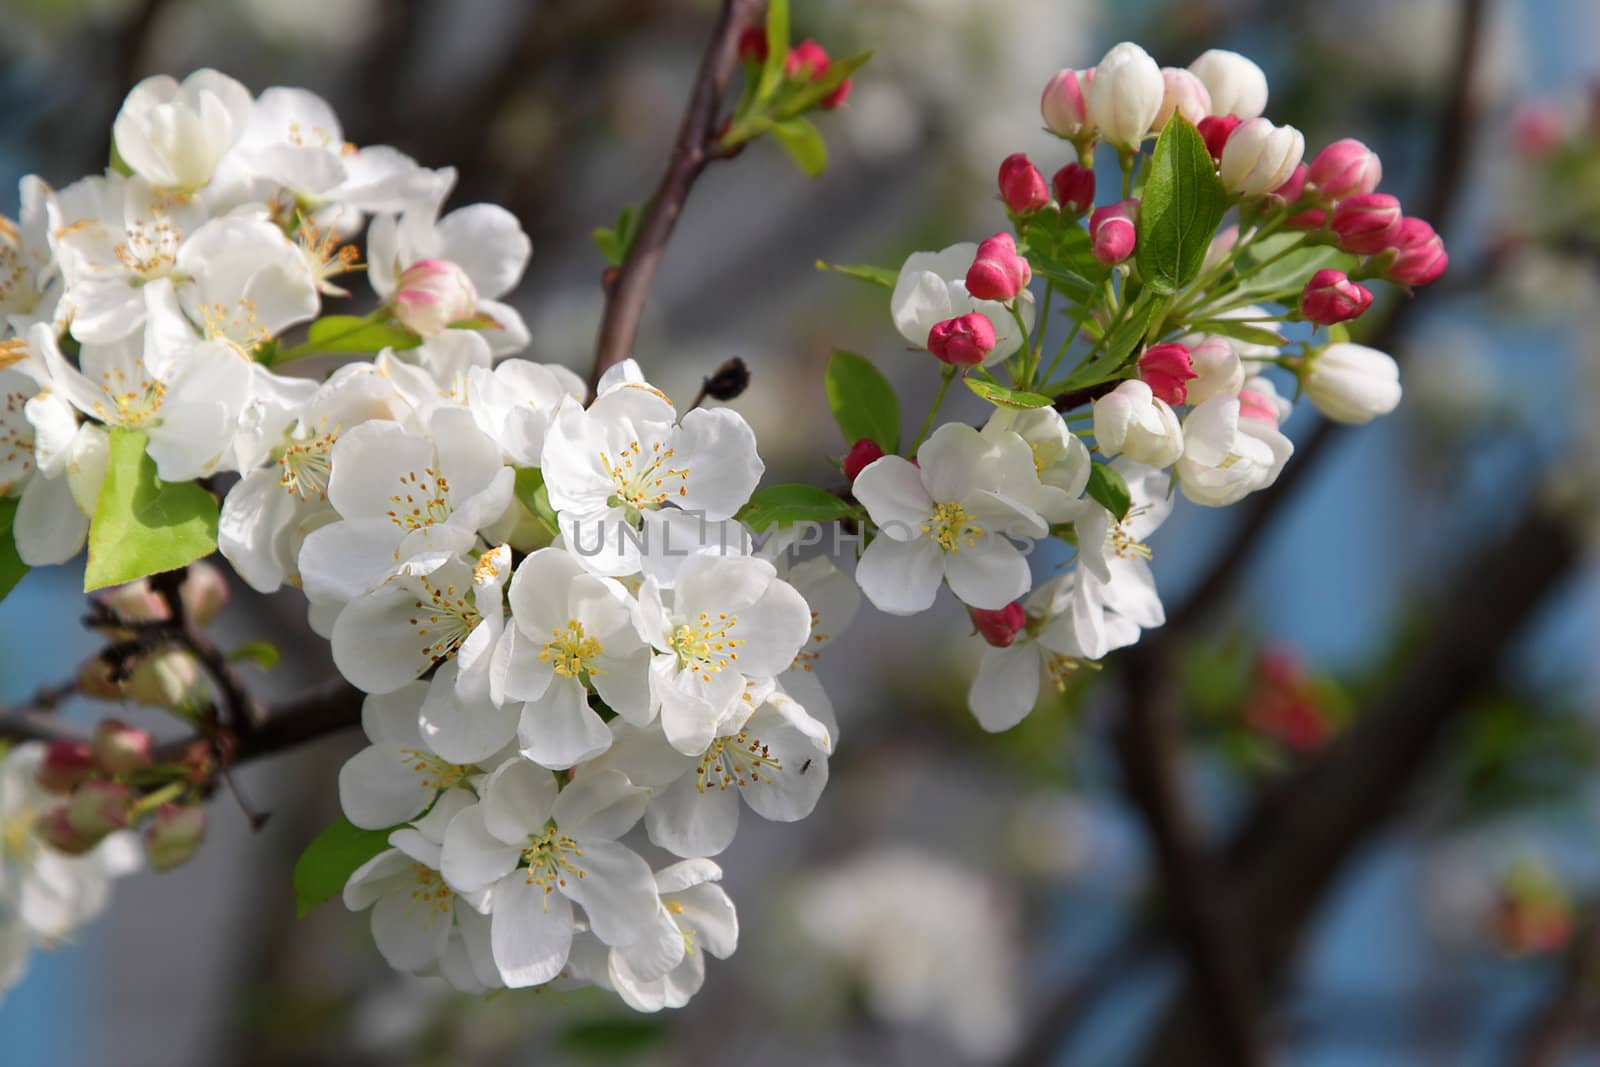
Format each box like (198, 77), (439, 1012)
(2, 0), (1599, 1063)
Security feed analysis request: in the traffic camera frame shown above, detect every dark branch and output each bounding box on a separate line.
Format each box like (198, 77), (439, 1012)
(588, 0), (765, 394)
(1513, 916), (1600, 1067)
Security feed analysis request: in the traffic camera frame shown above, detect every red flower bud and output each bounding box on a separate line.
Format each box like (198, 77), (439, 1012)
(821, 78), (852, 110)
(1051, 163), (1096, 216)
(927, 313), (997, 366)
(1384, 217), (1448, 287)
(736, 26), (768, 64)
(1269, 163), (1308, 206)
(1299, 269), (1373, 325)
(785, 39), (829, 79)
(93, 718), (153, 777)
(1330, 193), (1402, 255)
(1286, 208), (1327, 230)
(964, 233), (1031, 301)
(1197, 114), (1242, 161)
(1138, 343), (1197, 405)
(40, 806), (96, 855)
(842, 438), (885, 482)
(1089, 199), (1138, 265)
(970, 602), (1028, 648)
(37, 740), (95, 795)
(145, 803), (207, 871)
(1307, 138), (1382, 202)
(998, 153), (1049, 215)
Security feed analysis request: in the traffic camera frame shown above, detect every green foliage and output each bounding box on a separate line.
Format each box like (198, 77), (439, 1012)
(1084, 461), (1131, 520)
(294, 314), (420, 358)
(84, 428), (219, 592)
(824, 351), (900, 452)
(1019, 210), (1106, 303)
(294, 816), (395, 918)
(815, 259), (897, 289)
(755, 0), (790, 102)
(766, 116), (828, 178)
(228, 641), (281, 670)
(1230, 233), (1355, 299)
(0, 497), (28, 604)
(512, 467), (560, 537)
(1189, 318), (1286, 348)
(964, 379), (1054, 410)
(736, 484), (859, 531)
(1137, 117), (1229, 295)
(556, 1017), (671, 1061)
(592, 202), (643, 267)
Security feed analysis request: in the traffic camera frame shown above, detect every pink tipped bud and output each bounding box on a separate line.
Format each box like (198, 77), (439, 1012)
(1237, 387), (1283, 427)
(1154, 68), (1212, 130)
(99, 579), (167, 624)
(1089, 199), (1138, 265)
(1041, 68), (1093, 139)
(970, 602), (1028, 648)
(998, 154), (1049, 215)
(1384, 217), (1448, 286)
(179, 562), (228, 625)
(394, 259), (478, 337)
(842, 438), (885, 482)
(145, 803), (207, 871)
(1330, 193), (1403, 255)
(1512, 103), (1566, 158)
(1138, 343), (1197, 405)
(1270, 163), (1308, 206)
(1307, 138), (1383, 202)
(927, 313), (998, 367)
(822, 78), (852, 110)
(40, 806), (96, 855)
(785, 39), (829, 79)
(964, 233), (1031, 302)
(1051, 163), (1096, 216)
(66, 780), (132, 840)
(736, 26), (768, 64)
(1300, 269), (1373, 325)
(1197, 114), (1241, 160)
(93, 718), (153, 777)
(38, 741), (96, 795)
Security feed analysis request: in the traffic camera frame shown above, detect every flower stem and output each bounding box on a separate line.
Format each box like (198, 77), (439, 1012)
(911, 367), (958, 453)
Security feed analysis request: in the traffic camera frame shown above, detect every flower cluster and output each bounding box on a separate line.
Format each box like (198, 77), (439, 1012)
(840, 41), (1445, 729)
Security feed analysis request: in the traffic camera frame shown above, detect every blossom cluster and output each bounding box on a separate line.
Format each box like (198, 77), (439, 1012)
(837, 41), (1444, 730)
(0, 69), (851, 1008)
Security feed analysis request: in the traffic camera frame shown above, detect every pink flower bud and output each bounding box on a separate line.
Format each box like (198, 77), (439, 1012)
(970, 602), (1027, 648)
(1154, 68), (1212, 131)
(785, 39), (830, 79)
(1384, 217), (1448, 287)
(736, 26), (768, 64)
(145, 803), (207, 871)
(1307, 138), (1383, 202)
(38, 741), (96, 795)
(1237, 387), (1283, 427)
(1051, 163), (1096, 215)
(1040, 68), (1093, 139)
(1270, 163), (1308, 206)
(927, 313), (998, 366)
(842, 438), (885, 482)
(822, 78), (852, 110)
(1287, 208), (1327, 230)
(1138, 343), (1197, 405)
(93, 718), (153, 777)
(998, 153), (1049, 215)
(40, 806), (96, 855)
(1089, 199), (1138, 265)
(179, 561), (228, 625)
(394, 259), (479, 337)
(1299, 269), (1373, 325)
(1197, 115), (1241, 161)
(1512, 103), (1566, 158)
(99, 579), (167, 624)
(67, 780), (132, 840)
(964, 233), (1031, 302)
(1330, 193), (1402, 255)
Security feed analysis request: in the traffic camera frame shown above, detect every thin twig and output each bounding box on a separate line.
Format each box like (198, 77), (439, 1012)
(588, 0), (766, 394)
(1513, 916), (1600, 1067)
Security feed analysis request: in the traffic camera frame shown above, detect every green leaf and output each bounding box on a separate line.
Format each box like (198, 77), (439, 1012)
(964, 379), (1054, 410)
(756, 0), (790, 102)
(768, 116), (828, 177)
(84, 428), (219, 592)
(1325, 323), (1352, 344)
(1085, 461), (1131, 521)
(815, 259), (897, 289)
(1136, 116), (1229, 295)
(0, 497), (28, 603)
(591, 203), (643, 267)
(556, 1017), (670, 1061)
(513, 467), (560, 537)
(1190, 319), (1285, 348)
(1019, 211), (1107, 303)
(736, 484), (859, 531)
(228, 641), (280, 670)
(1230, 234), (1355, 297)
(301, 315), (420, 356)
(1098, 290), (1162, 368)
(824, 351), (900, 452)
(773, 49), (873, 117)
(294, 816), (396, 918)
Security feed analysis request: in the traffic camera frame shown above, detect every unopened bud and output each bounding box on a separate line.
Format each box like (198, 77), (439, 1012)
(1188, 49), (1268, 121)
(998, 153), (1049, 215)
(927, 313), (997, 367)
(1186, 336), (1244, 405)
(1138, 343), (1196, 405)
(394, 259), (479, 337)
(1153, 68), (1212, 131)
(1303, 342), (1401, 424)
(1087, 42), (1164, 150)
(37, 740), (96, 795)
(1307, 138), (1382, 202)
(970, 602), (1027, 648)
(842, 439), (885, 482)
(1197, 114), (1241, 161)
(1089, 199), (1138, 265)
(93, 718), (154, 776)
(736, 26), (767, 64)
(1299, 269), (1373, 325)
(1286, 207), (1327, 230)
(1383, 218), (1447, 287)
(1269, 163), (1308, 207)
(99, 579), (167, 624)
(1040, 68), (1093, 140)
(785, 39), (829, 79)
(964, 233), (1030, 302)
(145, 803), (207, 871)
(40, 806), (96, 855)
(1330, 193), (1402, 256)
(179, 561), (228, 625)
(701, 357), (750, 401)
(1219, 118), (1305, 198)
(67, 779), (132, 839)
(1051, 163), (1095, 216)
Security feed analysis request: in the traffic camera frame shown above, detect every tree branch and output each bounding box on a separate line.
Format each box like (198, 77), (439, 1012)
(588, 0), (765, 394)
(1513, 915), (1600, 1067)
